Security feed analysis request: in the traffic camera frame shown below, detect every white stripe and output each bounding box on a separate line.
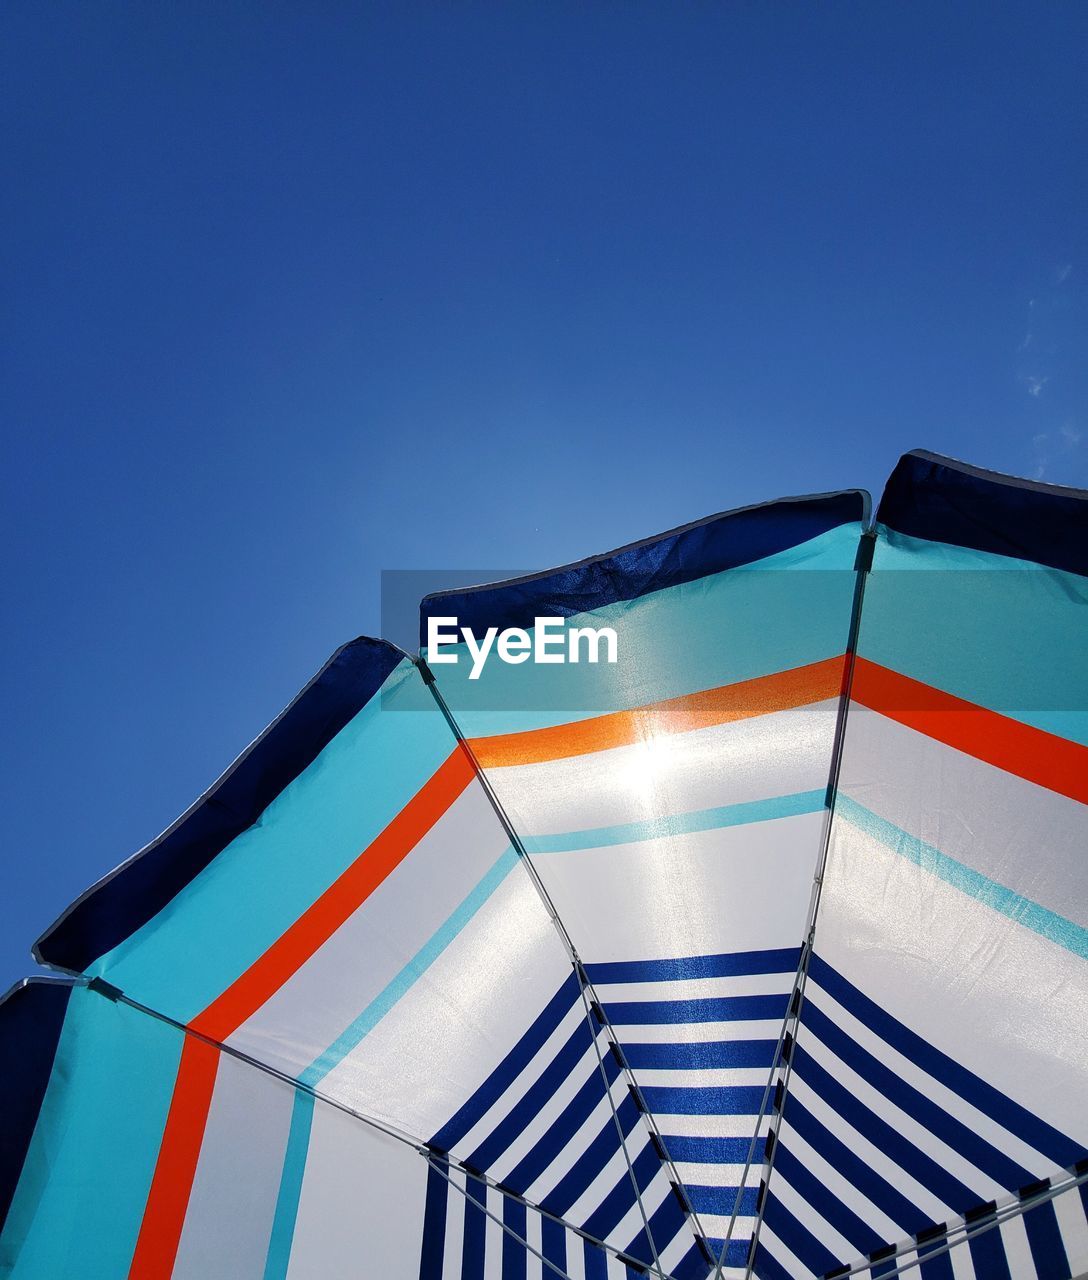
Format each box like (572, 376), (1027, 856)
(997, 1208), (1038, 1280)
(442, 1166), (466, 1276)
(948, 1233), (977, 1279)
(173, 1053), (295, 1280)
(839, 707), (1088, 932)
(490, 701), (839, 838)
(596, 971), (796, 1003)
(528, 814), (826, 967)
(482, 1186), (504, 1280)
(658, 1112), (771, 1139)
(609, 1017), (785, 1044)
(1051, 1182), (1088, 1277)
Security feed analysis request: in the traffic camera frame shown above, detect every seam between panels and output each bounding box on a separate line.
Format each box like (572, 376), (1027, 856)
(725, 529), (877, 1280)
(79, 981), (669, 1280)
(417, 661), (709, 1279)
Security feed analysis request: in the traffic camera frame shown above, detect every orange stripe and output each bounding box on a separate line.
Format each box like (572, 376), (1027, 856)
(192, 743), (477, 1042)
(467, 656), (848, 768)
(851, 658), (1088, 806)
(128, 1036), (219, 1280)
(129, 743), (476, 1276)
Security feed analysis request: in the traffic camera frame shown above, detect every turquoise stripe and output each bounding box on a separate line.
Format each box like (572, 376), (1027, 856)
(837, 794), (1088, 961)
(301, 846), (521, 1088)
(262, 846), (521, 1275)
(864, 529), (1088, 747)
(527, 790), (827, 854)
(262, 1090), (314, 1280)
(0, 988), (182, 1278)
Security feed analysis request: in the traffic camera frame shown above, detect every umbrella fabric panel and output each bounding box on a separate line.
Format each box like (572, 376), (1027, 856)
(422, 497), (869, 1259)
(757, 453), (1088, 1279)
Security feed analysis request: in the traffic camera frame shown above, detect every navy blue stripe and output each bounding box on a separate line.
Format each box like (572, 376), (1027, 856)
(641, 1085), (766, 1115)
(420, 491), (867, 641)
(540, 1217), (566, 1275)
(801, 1001), (1034, 1190)
(585, 947), (800, 986)
(431, 972), (580, 1151)
(771, 1144), (886, 1257)
(808, 954), (1084, 1168)
(793, 1045), (983, 1212)
(607, 994), (788, 1026)
(0, 979), (72, 1234)
(780, 1094), (932, 1234)
(581, 1143), (659, 1242)
(501, 1195), (527, 1280)
(917, 1236), (955, 1280)
(708, 1238), (753, 1271)
(761, 1195), (841, 1277)
(751, 1242), (792, 1279)
(661, 1134), (755, 1166)
(583, 1239), (609, 1280)
(1021, 1198), (1071, 1280)
(504, 1055), (621, 1194)
(468, 1019), (599, 1172)
(541, 1094), (640, 1218)
(686, 1184), (759, 1218)
(461, 1176), (487, 1280)
(673, 1241), (719, 1280)
(419, 1162), (449, 1280)
(624, 1187), (688, 1269)
(35, 637), (404, 973)
(966, 1210), (1012, 1280)
(878, 450), (1088, 580)
(623, 1038), (777, 1071)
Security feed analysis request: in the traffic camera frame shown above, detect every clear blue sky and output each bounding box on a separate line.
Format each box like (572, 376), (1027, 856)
(2, 3), (1085, 991)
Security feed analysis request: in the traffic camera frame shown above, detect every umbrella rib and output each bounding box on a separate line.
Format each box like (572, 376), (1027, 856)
(418, 659), (710, 1276)
(724, 529), (876, 1280)
(824, 1168), (1088, 1280)
(90, 982), (675, 1277)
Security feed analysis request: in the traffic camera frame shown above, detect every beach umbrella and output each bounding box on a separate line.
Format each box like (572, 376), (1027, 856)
(2, 450), (1085, 1280)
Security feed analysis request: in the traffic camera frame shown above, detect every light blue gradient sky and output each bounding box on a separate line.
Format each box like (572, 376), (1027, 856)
(2, 3), (1085, 989)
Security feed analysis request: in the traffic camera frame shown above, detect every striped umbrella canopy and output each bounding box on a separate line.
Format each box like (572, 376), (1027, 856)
(2, 449), (1086, 1280)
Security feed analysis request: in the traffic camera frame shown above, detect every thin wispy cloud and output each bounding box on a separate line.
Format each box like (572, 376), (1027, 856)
(1017, 262), (1077, 405)
(1032, 420), (1081, 480)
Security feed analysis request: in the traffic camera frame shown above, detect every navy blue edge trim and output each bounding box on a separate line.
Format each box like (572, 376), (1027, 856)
(877, 449), (1088, 579)
(419, 489), (871, 643)
(33, 637), (407, 975)
(0, 977), (74, 1233)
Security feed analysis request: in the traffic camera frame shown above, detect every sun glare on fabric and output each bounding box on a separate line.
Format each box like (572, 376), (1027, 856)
(620, 730), (682, 795)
